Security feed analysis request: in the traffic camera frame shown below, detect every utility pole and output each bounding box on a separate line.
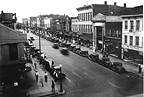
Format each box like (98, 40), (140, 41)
(38, 16), (41, 59)
(39, 28), (41, 56)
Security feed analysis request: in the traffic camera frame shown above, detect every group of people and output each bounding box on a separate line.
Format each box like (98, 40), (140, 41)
(33, 60), (55, 92)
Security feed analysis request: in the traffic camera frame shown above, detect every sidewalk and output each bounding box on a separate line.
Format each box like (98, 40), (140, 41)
(26, 56), (60, 97)
(72, 43), (143, 77)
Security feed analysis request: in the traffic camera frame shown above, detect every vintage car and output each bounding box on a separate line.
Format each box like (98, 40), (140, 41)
(52, 43), (59, 49)
(111, 62), (127, 73)
(60, 48), (69, 55)
(88, 54), (99, 62)
(79, 50), (89, 57)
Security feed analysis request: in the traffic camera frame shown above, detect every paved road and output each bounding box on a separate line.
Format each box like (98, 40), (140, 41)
(27, 32), (143, 97)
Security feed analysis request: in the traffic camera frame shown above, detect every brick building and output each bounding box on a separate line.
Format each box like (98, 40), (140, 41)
(121, 5), (143, 63)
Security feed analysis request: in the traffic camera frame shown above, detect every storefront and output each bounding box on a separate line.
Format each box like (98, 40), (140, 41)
(123, 48), (143, 64)
(92, 13), (122, 56)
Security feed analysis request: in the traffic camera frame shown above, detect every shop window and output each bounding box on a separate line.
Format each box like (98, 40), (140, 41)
(135, 36), (139, 46)
(9, 43), (18, 60)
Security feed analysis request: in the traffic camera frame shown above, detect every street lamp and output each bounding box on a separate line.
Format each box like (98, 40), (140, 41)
(59, 64), (63, 93)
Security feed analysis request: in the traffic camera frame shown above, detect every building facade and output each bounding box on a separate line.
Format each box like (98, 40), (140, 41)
(30, 16), (37, 28)
(0, 23), (27, 84)
(0, 11), (17, 29)
(76, 5), (93, 35)
(121, 5), (143, 63)
(71, 17), (79, 33)
(76, 1), (129, 58)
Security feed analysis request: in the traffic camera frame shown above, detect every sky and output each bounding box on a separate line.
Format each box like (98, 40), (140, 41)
(0, 0), (143, 22)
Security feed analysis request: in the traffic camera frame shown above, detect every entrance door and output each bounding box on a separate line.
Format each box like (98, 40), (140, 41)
(97, 26), (103, 50)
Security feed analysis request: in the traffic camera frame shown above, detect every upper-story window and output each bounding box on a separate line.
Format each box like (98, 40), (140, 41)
(124, 35), (127, 44)
(125, 21), (128, 30)
(129, 36), (133, 45)
(135, 36), (139, 46)
(130, 20), (134, 30)
(136, 20), (140, 31)
(90, 12), (92, 20)
(142, 37), (143, 47)
(9, 43), (18, 60)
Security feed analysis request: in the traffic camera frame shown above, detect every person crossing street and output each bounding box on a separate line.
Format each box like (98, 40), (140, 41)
(35, 71), (39, 82)
(44, 72), (48, 83)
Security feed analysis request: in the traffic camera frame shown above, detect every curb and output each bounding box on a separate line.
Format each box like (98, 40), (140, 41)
(37, 90), (66, 97)
(57, 90), (66, 95)
(29, 90), (66, 97)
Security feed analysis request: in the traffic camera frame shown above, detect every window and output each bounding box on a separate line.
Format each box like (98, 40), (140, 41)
(125, 21), (128, 30)
(130, 36), (133, 45)
(9, 43), (18, 60)
(135, 36), (139, 46)
(130, 21), (134, 30)
(88, 13), (90, 21)
(136, 20), (140, 31)
(124, 35), (127, 44)
(142, 37), (143, 47)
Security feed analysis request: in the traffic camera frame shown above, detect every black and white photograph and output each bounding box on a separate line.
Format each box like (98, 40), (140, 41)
(0, 0), (143, 97)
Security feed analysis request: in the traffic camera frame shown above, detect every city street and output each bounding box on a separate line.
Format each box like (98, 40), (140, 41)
(27, 32), (143, 97)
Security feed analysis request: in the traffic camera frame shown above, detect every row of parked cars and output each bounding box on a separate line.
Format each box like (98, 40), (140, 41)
(40, 57), (66, 81)
(26, 37), (66, 81)
(32, 32), (127, 74)
(49, 37), (127, 74)
(30, 46), (66, 81)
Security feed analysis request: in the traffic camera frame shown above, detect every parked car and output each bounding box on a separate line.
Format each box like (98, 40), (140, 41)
(79, 50), (89, 57)
(60, 48), (69, 55)
(52, 43), (59, 49)
(65, 43), (71, 48)
(88, 54), (99, 62)
(111, 62), (127, 73)
(59, 42), (67, 47)
(96, 56), (109, 66)
(102, 57), (110, 61)
(73, 46), (81, 53)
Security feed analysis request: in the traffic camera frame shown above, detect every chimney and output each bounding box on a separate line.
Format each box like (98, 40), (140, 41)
(104, 1), (107, 5)
(114, 2), (117, 6)
(124, 3), (126, 8)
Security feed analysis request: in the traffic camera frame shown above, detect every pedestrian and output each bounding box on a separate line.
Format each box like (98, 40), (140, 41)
(44, 72), (48, 83)
(34, 63), (37, 69)
(51, 80), (55, 93)
(59, 64), (62, 72)
(51, 60), (54, 67)
(35, 71), (39, 82)
(40, 77), (44, 87)
(138, 64), (142, 73)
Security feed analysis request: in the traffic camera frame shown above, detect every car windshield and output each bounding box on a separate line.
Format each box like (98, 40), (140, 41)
(113, 62), (122, 66)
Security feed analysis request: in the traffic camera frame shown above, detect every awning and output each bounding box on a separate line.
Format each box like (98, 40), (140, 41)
(80, 33), (93, 41)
